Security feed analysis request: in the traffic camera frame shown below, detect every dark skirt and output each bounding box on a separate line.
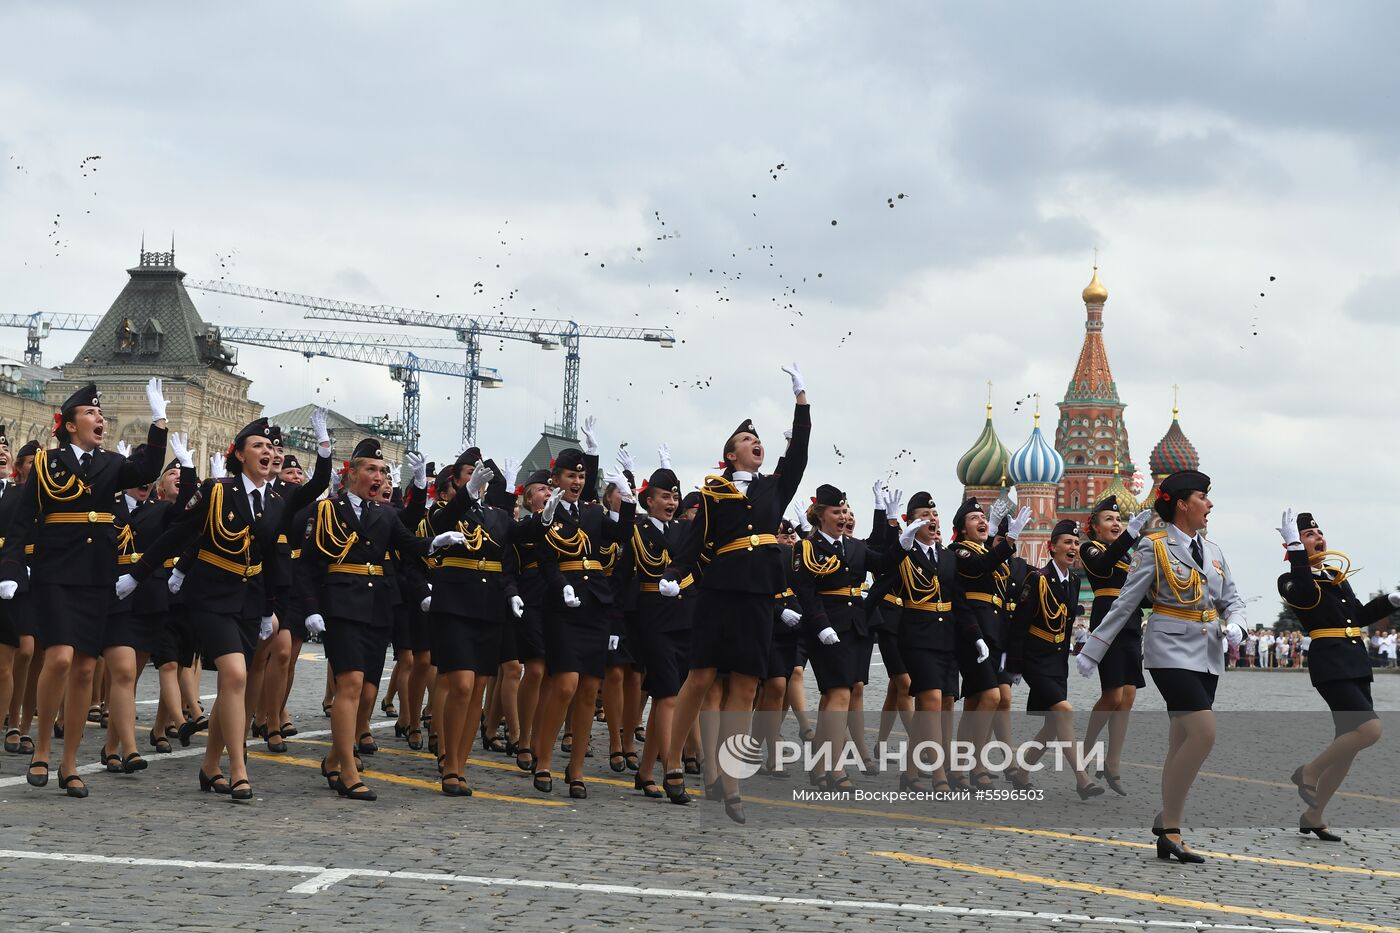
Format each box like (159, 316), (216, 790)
(688, 589), (773, 679)
(805, 630), (862, 694)
(623, 610), (645, 673)
(904, 644), (959, 697)
(430, 611), (503, 676)
(1095, 627), (1146, 690)
(0, 609), (16, 648)
(516, 604), (546, 661)
(408, 603), (433, 654)
(875, 628), (907, 678)
(148, 612), (179, 667)
(9, 592), (38, 639)
(188, 609), (258, 665)
(104, 609), (164, 655)
(638, 626), (689, 699)
(36, 583), (110, 656)
(764, 624), (801, 681)
(604, 607), (634, 667)
(325, 617), (391, 684)
(543, 607), (608, 679)
(496, 617), (520, 666)
(1314, 678), (1379, 736)
(391, 602), (412, 655)
(1023, 661), (1069, 713)
(956, 635), (1000, 696)
(1149, 667), (1219, 713)
(852, 629), (875, 685)
(172, 607), (201, 668)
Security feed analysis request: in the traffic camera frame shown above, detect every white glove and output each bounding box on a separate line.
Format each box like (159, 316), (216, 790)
(146, 377), (168, 423)
(1125, 509), (1153, 537)
(209, 453), (226, 479)
(430, 531), (466, 552)
(872, 479), (885, 509)
(580, 415), (598, 455)
(780, 362), (805, 396)
(1224, 621), (1244, 649)
(420, 595), (432, 612)
(1006, 506), (1033, 540)
(464, 460), (493, 500)
(510, 595), (525, 618)
(389, 464), (402, 489)
(974, 639), (990, 664)
(899, 518), (929, 551)
(329, 468), (343, 497)
(115, 574), (138, 600)
(406, 451), (427, 489)
(169, 431), (193, 469)
(615, 445), (635, 475)
(0, 580), (15, 600)
(817, 627), (840, 646)
(658, 578), (681, 598)
(608, 635), (620, 651)
(167, 569), (185, 594)
(604, 468), (635, 503)
(783, 429), (793, 443)
(1388, 592), (1400, 608)
(986, 498), (1009, 536)
(562, 585), (581, 608)
(1009, 672), (1023, 686)
(539, 487), (564, 524)
(882, 486), (903, 520)
(1276, 508), (1301, 549)
(657, 443), (671, 469)
(789, 501), (811, 534)
(309, 406), (331, 446)
(1076, 652), (1097, 678)
(500, 457), (520, 493)
(304, 614), (326, 635)
(116, 440), (132, 458)
(998, 651), (1007, 672)
(259, 616), (279, 641)
(780, 608), (802, 628)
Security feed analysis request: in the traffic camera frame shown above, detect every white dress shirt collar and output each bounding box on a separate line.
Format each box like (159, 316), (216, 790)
(819, 529), (842, 548)
(70, 443), (96, 461)
(649, 516), (667, 533)
(124, 493), (140, 512)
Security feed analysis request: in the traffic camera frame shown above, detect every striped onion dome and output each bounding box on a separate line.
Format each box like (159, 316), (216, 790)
(1148, 407), (1199, 476)
(1007, 413), (1065, 485)
(956, 404), (1010, 487)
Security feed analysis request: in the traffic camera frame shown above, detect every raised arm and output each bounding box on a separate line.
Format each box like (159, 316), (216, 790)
(1080, 536), (1156, 665)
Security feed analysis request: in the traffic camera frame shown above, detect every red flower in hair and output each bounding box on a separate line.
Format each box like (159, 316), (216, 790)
(513, 484), (524, 495)
(549, 457), (556, 468)
(1157, 489), (1170, 501)
(51, 412), (62, 435)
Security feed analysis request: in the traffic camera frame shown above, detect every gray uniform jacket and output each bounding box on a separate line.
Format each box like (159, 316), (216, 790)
(1080, 523), (1246, 676)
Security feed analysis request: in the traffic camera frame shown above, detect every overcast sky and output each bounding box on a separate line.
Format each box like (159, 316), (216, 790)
(2, 2), (1397, 613)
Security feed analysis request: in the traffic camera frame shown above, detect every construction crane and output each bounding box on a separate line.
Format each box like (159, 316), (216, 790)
(211, 326), (502, 447)
(0, 312), (102, 364)
(184, 279), (677, 446)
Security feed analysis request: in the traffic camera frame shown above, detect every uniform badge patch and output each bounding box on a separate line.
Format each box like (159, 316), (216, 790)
(1212, 559), (1223, 575)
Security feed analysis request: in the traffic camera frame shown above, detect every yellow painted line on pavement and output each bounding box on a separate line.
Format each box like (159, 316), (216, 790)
(870, 850), (1400, 933)
(247, 752), (568, 807)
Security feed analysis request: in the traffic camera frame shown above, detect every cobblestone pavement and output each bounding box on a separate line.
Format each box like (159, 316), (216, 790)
(1, 652), (1396, 932)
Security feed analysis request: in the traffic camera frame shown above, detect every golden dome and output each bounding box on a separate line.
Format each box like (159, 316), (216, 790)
(1082, 265), (1108, 304)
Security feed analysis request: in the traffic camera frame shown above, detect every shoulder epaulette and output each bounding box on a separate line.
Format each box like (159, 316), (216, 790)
(1145, 530), (1168, 541)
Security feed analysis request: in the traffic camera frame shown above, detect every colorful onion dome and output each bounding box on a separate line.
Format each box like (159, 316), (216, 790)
(1082, 265), (1108, 304)
(956, 402), (1010, 487)
(1098, 465), (1142, 517)
(1149, 402), (1199, 476)
(1008, 411), (1065, 485)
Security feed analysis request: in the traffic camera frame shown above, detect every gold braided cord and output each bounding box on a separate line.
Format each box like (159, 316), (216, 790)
(631, 526), (669, 574)
(597, 542), (620, 575)
(1311, 550), (1358, 586)
(898, 557), (941, 606)
(204, 482), (252, 558)
(1036, 576), (1068, 632)
(35, 449), (90, 503)
(116, 522), (135, 557)
(1151, 535), (1203, 606)
(453, 520), (488, 552)
(546, 524), (591, 559)
(699, 476), (746, 501)
(799, 539), (841, 577)
(313, 497), (358, 562)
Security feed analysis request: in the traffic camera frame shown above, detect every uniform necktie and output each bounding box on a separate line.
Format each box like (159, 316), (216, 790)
(836, 537), (845, 560)
(251, 489), (263, 518)
(1190, 538), (1203, 569)
(79, 452), (92, 477)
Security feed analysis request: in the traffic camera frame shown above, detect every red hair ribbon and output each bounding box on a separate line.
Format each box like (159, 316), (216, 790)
(51, 412), (62, 435)
(514, 484), (524, 495)
(1157, 489), (1170, 501)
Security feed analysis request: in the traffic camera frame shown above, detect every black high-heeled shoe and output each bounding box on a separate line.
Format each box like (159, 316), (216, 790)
(623, 751), (639, 772)
(533, 770), (553, 794)
(1096, 769), (1127, 796)
(1007, 768), (1035, 790)
(148, 728), (173, 754)
(515, 747), (535, 772)
(355, 732), (378, 755)
(662, 769), (690, 805)
(608, 752), (627, 773)
(59, 770), (89, 798)
(334, 779), (377, 801)
(724, 795), (746, 824)
(704, 779), (723, 801)
(99, 749), (122, 773)
(198, 770), (230, 794)
(1290, 766), (1318, 807)
(394, 723), (407, 739)
(177, 716), (207, 748)
(1155, 830), (1205, 863)
(560, 732), (573, 754)
(26, 759), (49, 787)
(122, 753), (148, 774)
(682, 755), (700, 775)
(1299, 816), (1342, 842)
(441, 773), (471, 797)
(265, 731), (288, 754)
(567, 774), (588, 800)
(1076, 781), (1105, 800)
(407, 728), (424, 751)
(898, 773), (929, 793)
(229, 778), (253, 803)
(634, 773), (664, 798)
(504, 739), (519, 757)
(281, 721), (298, 738)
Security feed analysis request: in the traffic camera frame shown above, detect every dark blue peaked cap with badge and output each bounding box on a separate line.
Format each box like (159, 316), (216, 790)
(1051, 518), (1079, 541)
(352, 437), (384, 460)
(234, 417), (271, 446)
(1153, 469), (1210, 521)
(1091, 495), (1119, 517)
(60, 383), (101, 416)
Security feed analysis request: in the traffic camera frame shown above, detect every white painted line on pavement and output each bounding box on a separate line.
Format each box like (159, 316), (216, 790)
(0, 847), (1345, 929)
(135, 693), (217, 705)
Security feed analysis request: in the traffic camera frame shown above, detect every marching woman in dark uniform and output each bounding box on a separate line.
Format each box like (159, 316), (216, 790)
(407, 465), (455, 754)
(510, 468), (552, 773)
(119, 417), (286, 801)
(602, 448), (643, 773)
(0, 381), (168, 798)
(1079, 496), (1152, 795)
(1005, 519), (1103, 798)
(424, 457), (522, 796)
(755, 517), (803, 774)
(864, 486), (913, 756)
(302, 439), (453, 801)
(527, 437), (636, 799)
(948, 497), (1030, 789)
(1077, 470), (1247, 862)
(1277, 509), (1399, 841)
(884, 492), (979, 791)
(2, 438), (39, 759)
(478, 458), (524, 756)
(0, 431), (20, 757)
(100, 435), (198, 773)
(627, 464), (696, 797)
(658, 364), (810, 822)
(793, 484), (896, 790)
